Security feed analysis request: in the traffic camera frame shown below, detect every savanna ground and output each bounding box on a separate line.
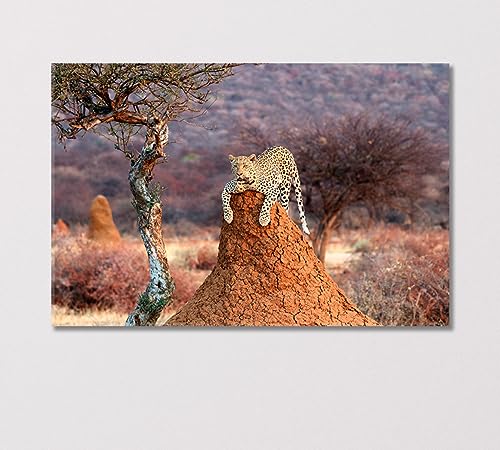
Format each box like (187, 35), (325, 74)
(51, 224), (449, 327)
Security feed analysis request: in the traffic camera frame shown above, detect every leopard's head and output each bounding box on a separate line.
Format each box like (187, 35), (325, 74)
(228, 154), (257, 184)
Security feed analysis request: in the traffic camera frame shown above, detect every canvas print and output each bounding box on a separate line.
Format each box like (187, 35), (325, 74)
(51, 63), (449, 327)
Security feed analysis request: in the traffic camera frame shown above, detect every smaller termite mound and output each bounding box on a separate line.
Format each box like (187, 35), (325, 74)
(53, 218), (70, 236)
(87, 195), (121, 244)
(166, 191), (377, 326)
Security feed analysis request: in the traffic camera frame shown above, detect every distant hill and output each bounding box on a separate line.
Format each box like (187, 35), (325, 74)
(52, 63), (449, 230)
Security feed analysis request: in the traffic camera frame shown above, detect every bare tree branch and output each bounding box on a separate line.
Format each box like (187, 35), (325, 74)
(239, 113), (446, 262)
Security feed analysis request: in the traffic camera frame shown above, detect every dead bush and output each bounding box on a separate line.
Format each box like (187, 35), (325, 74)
(336, 227), (449, 326)
(52, 236), (197, 313)
(194, 244), (218, 270)
(184, 243), (218, 270)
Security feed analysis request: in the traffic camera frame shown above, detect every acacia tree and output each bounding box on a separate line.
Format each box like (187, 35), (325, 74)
(51, 63), (238, 326)
(289, 114), (445, 262)
(238, 115), (445, 262)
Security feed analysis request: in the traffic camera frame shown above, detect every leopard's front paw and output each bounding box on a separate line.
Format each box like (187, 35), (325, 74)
(223, 208), (234, 224)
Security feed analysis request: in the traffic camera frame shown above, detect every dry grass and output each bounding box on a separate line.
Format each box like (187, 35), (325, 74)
(333, 226), (449, 326)
(52, 305), (175, 326)
(52, 305), (130, 326)
(165, 239), (219, 270)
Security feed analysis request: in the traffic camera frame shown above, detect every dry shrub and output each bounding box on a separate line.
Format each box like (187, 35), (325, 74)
(52, 235), (197, 314)
(163, 268), (197, 314)
(192, 244), (218, 270)
(165, 240), (218, 270)
(164, 221), (220, 240)
(336, 227), (449, 326)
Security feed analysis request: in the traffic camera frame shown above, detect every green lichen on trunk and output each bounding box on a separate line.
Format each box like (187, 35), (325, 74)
(126, 291), (171, 326)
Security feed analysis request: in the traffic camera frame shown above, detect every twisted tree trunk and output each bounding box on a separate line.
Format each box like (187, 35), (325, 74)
(125, 122), (175, 326)
(312, 214), (338, 263)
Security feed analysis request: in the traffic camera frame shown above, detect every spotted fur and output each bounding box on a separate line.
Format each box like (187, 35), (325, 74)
(222, 146), (310, 234)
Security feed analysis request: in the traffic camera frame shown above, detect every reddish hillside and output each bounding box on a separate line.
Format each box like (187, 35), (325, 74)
(52, 64), (449, 229)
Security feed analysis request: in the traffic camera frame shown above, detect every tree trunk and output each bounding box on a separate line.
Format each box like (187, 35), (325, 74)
(318, 226), (332, 263)
(125, 122), (175, 326)
(312, 221), (325, 259)
(312, 214), (338, 263)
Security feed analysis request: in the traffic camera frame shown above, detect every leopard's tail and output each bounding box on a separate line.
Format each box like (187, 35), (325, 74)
(292, 167), (310, 235)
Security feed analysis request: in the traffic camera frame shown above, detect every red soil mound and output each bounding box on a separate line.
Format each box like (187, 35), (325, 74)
(53, 218), (69, 236)
(166, 191), (377, 326)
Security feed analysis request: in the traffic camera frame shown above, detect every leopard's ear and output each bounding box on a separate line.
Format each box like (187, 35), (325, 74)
(228, 154), (235, 161)
(249, 154), (257, 161)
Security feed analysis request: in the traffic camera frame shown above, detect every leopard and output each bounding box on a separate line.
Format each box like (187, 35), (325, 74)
(222, 146), (310, 235)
